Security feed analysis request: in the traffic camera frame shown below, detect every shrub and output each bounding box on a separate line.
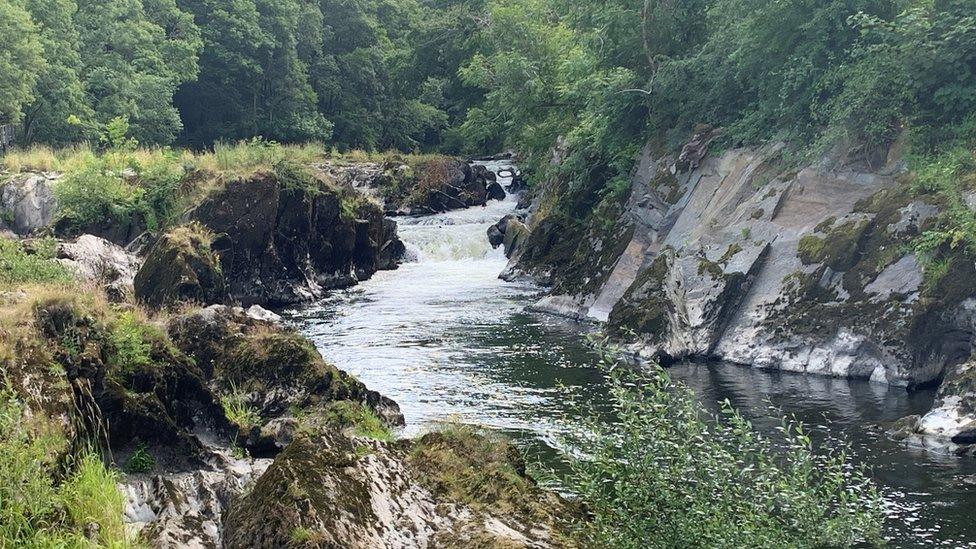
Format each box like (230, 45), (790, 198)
(123, 444), (156, 474)
(0, 237), (73, 288)
(566, 348), (885, 548)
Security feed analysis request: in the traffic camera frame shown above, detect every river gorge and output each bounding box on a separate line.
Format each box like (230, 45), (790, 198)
(285, 161), (976, 548)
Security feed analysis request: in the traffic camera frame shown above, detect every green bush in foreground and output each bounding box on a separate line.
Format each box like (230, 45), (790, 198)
(567, 353), (884, 548)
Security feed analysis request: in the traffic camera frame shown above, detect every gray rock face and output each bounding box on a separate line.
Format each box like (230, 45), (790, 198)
(0, 173), (58, 235)
(511, 137), (976, 390)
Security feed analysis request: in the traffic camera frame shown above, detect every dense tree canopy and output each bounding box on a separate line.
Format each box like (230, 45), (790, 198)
(0, 0), (974, 165)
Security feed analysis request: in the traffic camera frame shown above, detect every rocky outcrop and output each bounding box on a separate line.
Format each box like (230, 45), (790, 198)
(134, 223), (228, 309)
(509, 132), (976, 389)
(223, 427), (576, 549)
(185, 164), (404, 306)
(325, 157), (505, 216)
(0, 173), (58, 235)
(167, 305), (404, 450)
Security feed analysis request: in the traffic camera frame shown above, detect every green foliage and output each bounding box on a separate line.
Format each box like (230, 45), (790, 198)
(0, 237), (73, 288)
(0, 0), (43, 124)
(107, 311), (155, 375)
(322, 401), (392, 441)
(124, 444), (156, 474)
(221, 385), (261, 431)
(0, 388), (130, 546)
(567, 350), (885, 548)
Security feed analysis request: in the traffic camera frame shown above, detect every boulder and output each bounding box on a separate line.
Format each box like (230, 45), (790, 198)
(487, 181), (507, 201)
(133, 224), (228, 309)
(0, 173), (58, 235)
(502, 218), (530, 258)
(167, 305), (404, 450)
(56, 234), (141, 302)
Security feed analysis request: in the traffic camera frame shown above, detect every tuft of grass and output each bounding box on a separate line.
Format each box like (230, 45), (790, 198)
(322, 401), (393, 441)
(0, 388), (135, 547)
(221, 385), (261, 431)
(123, 444), (155, 474)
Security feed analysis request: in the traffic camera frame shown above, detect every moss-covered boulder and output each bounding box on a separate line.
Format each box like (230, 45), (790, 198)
(222, 426), (578, 549)
(168, 305), (403, 455)
(133, 223), (227, 309)
(2, 290), (229, 464)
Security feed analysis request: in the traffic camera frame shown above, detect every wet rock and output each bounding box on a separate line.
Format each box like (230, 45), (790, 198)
(56, 234), (142, 302)
(487, 224), (504, 248)
(133, 224), (228, 309)
(0, 173), (58, 235)
(916, 359), (976, 444)
(487, 181), (507, 201)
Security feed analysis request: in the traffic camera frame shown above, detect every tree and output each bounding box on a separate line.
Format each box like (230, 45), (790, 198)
(0, 0), (44, 124)
(75, 0), (202, 145)
(175, 0), (330, 145)
(21, 0), (93, 145)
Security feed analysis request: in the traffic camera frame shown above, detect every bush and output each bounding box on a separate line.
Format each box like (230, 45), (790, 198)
(566, 349), (884, 548)
(0, 237), (73, 288)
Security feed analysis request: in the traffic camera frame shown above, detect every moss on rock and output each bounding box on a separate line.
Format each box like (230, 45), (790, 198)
(134, 223), (227, 309)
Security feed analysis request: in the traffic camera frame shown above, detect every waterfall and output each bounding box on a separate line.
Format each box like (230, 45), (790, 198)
(396, 160), (520, 263)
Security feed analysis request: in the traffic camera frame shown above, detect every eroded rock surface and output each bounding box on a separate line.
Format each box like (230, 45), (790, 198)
(508, 132), (976, 391)
(0, 173), (58, 235)
(223, 428), (576, 549)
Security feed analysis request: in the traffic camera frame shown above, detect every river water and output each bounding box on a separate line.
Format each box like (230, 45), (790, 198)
(285, 161), (976, 548)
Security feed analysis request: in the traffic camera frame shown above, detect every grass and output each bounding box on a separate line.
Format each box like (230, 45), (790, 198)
(123, 444), (155, 474)
(0, 237), (74, 289)
(221, 385), (262, 431)
(322, 401), (393, 442)
(0, 388), (135, 547)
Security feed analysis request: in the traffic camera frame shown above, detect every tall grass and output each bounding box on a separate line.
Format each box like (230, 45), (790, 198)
(0, 388), (134, 547)
(566, 346), (885, 548)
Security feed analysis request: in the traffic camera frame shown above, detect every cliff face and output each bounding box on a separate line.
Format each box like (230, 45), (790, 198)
(508, 133), (976, 388)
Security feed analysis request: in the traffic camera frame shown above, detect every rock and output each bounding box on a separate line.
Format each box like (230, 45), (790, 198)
(487, 181), (507, 201)
(167, 305), (405, 445)
(56, 234), (141, 302)
(511, 134), (976, 390)
(0, 173), (58, 235)
(487, 224), (504, 248)
(186, 166), (403, 306)
(916, 359), (976, 444)
(223, 428), (576, 549)
(122, 445), (272, 548)
(674, 126), (719, 173)
(502, 218), (530, 258)
(134, 224), (228, 309)
(245, 304), (281, 323)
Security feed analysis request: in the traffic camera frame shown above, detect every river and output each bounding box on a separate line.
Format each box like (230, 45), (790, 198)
(284, 161), (976, 548)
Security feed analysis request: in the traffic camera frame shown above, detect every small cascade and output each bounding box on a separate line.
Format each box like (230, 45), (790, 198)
(396, 160), (521, 263)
